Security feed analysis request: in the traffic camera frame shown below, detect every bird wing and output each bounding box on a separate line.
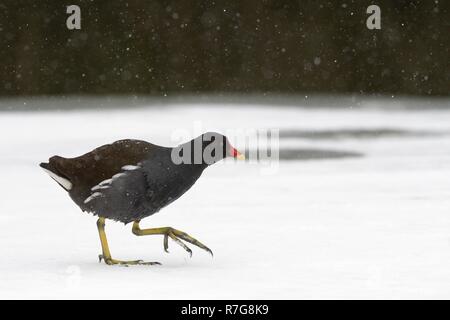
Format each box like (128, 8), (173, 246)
(46, 139), (159, 190)
(82, 163), (156, 223)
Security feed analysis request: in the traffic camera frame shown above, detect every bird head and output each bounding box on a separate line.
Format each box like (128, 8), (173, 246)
(200, 132), (245, 163)
(173, 132), (245, 166)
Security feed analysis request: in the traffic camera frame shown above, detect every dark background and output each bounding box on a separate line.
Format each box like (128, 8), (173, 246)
(0, 0), (448, 96)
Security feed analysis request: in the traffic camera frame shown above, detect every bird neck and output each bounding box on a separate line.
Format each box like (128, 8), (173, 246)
(171, 142), (213, 168)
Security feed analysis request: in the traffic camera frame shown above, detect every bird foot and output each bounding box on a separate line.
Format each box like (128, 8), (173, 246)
(163, 228), (214, 258)
(98, 254), (161, 266)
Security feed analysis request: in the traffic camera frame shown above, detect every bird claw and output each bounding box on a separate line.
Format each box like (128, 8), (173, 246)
(163, 234), (170, 253)
(163, 229), (212, 258)
(137, 261), (161, 266)
(168, 232), (193, 257)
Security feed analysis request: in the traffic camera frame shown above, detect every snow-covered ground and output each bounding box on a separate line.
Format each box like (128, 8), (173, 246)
(1, 99), (450, 299)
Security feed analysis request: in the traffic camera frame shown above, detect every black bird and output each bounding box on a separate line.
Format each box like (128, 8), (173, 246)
(40, 132), (244, 265)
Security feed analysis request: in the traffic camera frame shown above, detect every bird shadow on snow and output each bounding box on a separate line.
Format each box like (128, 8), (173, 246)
(55, 251), (215, 272)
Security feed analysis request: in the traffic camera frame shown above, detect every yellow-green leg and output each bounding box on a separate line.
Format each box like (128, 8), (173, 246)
(132, 220), (213, 257)
(96, 217), (160, 266)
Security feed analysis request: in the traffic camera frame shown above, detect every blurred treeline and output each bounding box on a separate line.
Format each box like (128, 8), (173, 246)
(0, 0), (448, 96)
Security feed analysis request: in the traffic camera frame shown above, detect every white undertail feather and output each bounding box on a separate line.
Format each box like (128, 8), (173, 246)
(42, 168), (73, 191)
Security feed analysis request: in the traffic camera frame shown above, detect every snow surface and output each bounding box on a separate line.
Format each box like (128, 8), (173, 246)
(1, 100), (450, 299)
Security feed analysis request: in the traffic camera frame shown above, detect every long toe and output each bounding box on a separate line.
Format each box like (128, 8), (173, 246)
(99, 257), (161, 266)
(139, 261), (162, 266)
(175, 232), (213, 256)
(168, 232), (193, 257)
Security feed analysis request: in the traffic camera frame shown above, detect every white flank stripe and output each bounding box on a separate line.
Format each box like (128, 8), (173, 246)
(122, 165), (140, 171)
(90, 166), (137, 193)
(112, 173), (126, 179)
(84, 192), (103, 204)
(42, 168), (73, 190)
(98, 178), (112, 186)
(91, 185), (110, 191)
(91, 178), (112, 192)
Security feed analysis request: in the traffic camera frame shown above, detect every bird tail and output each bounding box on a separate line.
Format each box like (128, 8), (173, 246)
(40, 156), (73, 191)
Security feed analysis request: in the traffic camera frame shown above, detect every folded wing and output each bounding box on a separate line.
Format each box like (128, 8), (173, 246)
(83, 164), (156, 223)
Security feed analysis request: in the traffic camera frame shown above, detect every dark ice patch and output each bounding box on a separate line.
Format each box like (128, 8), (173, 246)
(279, 128), (440, 140)
(278, 148), (363, 161)
(248, 148), (363, 161)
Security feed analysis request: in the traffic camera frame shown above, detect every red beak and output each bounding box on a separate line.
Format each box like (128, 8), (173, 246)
(229, 146), (245, 160)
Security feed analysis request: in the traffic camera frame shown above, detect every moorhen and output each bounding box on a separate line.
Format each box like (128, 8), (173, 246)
(40, 132), (244, 265)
